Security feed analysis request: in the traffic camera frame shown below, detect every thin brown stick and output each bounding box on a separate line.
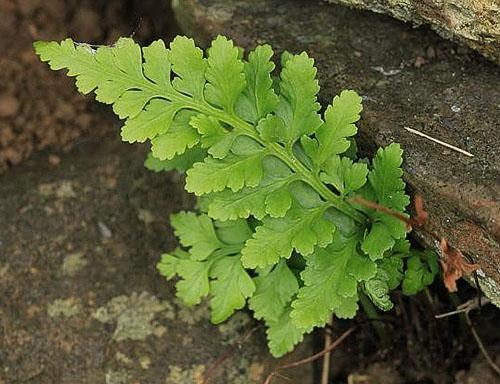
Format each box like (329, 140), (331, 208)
(435, 296), (490, 319)
(403, 126), (474, 157)
(203, 326), (258, 384)
(350, 196), (441, 242)
(263, 327), (356, 384)
(465, 313), (500, 376)
(351, 196), (413, 229)
(321, 318), (333, 384)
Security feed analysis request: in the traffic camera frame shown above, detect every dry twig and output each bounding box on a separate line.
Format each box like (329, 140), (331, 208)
(403, 126), (474, 157)
(321, 318), (334, 384)
(263, 327), (356, 384)
(435, 296), (490, 319)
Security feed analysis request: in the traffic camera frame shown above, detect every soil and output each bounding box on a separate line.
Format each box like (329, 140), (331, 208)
(0, 0), (177, 174)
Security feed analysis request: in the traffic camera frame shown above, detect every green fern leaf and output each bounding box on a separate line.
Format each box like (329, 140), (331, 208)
(249, 260), (298, 322)
(209, 256), (255, 323)
(267, 307), (306, 357)
(275, 52), (322, 144)
(170, 212), (223, 261)
(185, 150), (266, 195)
(241, 205), (335, 269)
(205, 36), (246, 112)
(236, 44), (279, 123)
(290, 234), (374, 331)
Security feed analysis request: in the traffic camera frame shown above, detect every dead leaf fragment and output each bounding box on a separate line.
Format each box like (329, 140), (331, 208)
(411, 194), (428, 227)
(439, 238), (479, 292)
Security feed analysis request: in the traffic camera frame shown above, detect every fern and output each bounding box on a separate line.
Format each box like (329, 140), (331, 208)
(35, 35), (438, 357)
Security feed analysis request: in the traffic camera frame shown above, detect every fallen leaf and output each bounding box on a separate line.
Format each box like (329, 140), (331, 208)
(439, 238), (479, 292)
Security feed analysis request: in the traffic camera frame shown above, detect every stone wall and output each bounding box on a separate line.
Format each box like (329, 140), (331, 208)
(327, 0), (500, 64)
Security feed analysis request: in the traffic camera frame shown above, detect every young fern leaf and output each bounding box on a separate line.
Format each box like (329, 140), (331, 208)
(275, 52), (322, 144)
(35, 34), (426, 358)
(249, 260), (299, 322)
(290, 232), (375, 331)
(236, 44), (279, 123)
(363, 255), (404, 311)
(361, 144), (410, 260)
(402, 250), (439, 295)
(241, 204), (336, 268)
(267, 306), (306, 357)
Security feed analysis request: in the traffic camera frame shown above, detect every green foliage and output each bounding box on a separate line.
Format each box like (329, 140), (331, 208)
(361, 144), (410, 261)
(402, 250), (439, 295)
(35, 35), (430, 358)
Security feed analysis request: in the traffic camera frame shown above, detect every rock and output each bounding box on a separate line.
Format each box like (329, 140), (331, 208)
(15, 0), (41, 16)
(454, 353), (500, 383)
(0, 94), (20, 117)
(71, 7), (103, 42)
(326, 0), (500, 65)
(173, 0), (500, 304)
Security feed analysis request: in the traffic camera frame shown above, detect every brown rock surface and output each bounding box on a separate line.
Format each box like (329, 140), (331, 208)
(326, 0), (500, 65)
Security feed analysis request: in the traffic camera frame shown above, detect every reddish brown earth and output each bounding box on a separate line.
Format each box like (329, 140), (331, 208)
(0, 0), (177, 174)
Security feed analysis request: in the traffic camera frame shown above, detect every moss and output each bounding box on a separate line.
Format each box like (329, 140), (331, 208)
(175, 298), (211, 325)
(217, 312), (252, 343)
(139, 356), (151, 370)
(38, 180), (77, 198)
(93, 291), (175, 341)
(114, 352), (133, 366)
(47, 297), (81, 318)
(61, 252), (88, 275)
(165, 364), (206, 384)
(105, 369), (132, 384)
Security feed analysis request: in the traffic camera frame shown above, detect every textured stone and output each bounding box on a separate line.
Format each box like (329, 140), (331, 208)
(173, 0), (500, 303)
(326, 0), (500, 65)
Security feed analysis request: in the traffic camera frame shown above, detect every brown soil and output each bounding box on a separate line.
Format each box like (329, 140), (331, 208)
(0, 0), (178, 174)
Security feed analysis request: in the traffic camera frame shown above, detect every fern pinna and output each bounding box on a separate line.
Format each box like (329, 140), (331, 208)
(35, 35), (437, 357)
